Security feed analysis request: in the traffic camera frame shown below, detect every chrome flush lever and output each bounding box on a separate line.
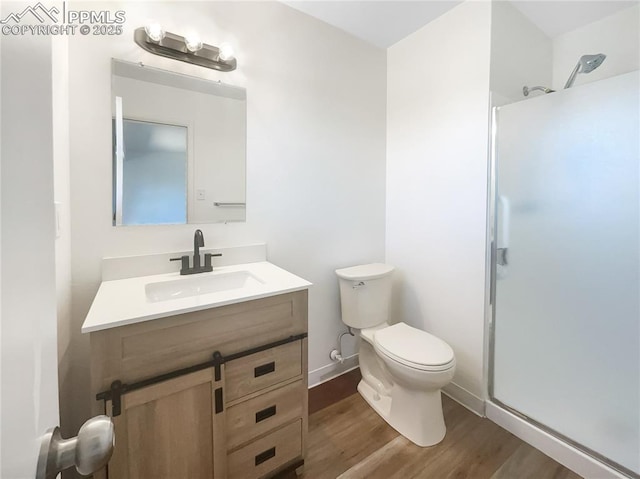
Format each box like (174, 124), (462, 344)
(353, 281), (365, 289)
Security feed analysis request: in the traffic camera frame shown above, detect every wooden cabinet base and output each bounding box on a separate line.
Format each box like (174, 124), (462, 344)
(90, 291), (308, 479)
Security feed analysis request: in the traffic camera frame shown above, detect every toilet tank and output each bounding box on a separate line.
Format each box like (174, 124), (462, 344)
(335, 263), (395, 329)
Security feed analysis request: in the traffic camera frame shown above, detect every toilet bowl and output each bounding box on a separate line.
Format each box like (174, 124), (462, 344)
(335, 264), (456, 447)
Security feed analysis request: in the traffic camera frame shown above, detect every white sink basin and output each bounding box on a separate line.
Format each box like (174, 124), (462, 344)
(82, 261), (312, 333)
(145, 270), (264, 302)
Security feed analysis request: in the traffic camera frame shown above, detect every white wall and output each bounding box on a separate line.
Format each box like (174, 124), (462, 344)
(67, 0), (386, 433)
(552, 4), (640, 90)
(386, 1), (492, 407)
(490, 1), (552, 106)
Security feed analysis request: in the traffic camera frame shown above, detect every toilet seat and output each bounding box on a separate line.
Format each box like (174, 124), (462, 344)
(374, 323), (455, 372)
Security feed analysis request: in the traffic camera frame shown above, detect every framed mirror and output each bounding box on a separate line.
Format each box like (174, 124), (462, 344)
(111, 59), (246, 225)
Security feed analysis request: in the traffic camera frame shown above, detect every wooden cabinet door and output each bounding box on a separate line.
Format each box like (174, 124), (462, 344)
(106, 368), (225, 479)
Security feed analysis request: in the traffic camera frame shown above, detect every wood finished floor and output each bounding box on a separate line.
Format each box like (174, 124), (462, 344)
(282, 392), (582, 479)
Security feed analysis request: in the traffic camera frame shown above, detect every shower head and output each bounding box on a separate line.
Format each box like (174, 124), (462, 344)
(580, 53), (606, 73)
(563, 53), (606, 89)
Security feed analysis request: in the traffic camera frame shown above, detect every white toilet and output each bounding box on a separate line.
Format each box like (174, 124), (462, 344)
(335, 263), (456, 447)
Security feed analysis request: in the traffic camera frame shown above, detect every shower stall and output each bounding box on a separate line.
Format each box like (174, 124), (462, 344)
(488, 70), (640, 477)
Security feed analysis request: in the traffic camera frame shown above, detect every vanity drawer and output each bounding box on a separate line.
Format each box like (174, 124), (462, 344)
(225, 341), (302, 402)
(226, 379), (304, 450)
(227, 420), (302, 479)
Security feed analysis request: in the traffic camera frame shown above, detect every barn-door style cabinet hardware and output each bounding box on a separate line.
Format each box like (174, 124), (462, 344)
(88, 290), (309, 479)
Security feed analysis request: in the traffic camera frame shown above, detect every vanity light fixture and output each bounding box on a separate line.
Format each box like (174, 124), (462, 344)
(134, 26), (237, 72)
(218, 42), (234, 62)
(144, 22), (165, 42)
(184, 32), (203, 53)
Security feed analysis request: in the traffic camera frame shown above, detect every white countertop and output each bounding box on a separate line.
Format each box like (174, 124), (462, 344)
(82, 261), (312, 333)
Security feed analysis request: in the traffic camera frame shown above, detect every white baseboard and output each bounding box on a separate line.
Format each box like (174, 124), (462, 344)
(308, 363), (486, 419)
(486, 401), (629, 479)
(308, 354), (359, 388)
(442, 382), (485, 416)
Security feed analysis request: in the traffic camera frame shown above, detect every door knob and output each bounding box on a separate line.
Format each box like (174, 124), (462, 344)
(36, 415), (114, 478)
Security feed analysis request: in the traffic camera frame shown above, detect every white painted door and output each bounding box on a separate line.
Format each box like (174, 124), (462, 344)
(1, 15), (60, 479)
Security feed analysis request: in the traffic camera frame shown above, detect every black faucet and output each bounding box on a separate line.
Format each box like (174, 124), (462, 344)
(193, 229), (204, 269)
(170, 229), (222, 275)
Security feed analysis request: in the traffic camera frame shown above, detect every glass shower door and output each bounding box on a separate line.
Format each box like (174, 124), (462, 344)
(492, 71), (639, 475)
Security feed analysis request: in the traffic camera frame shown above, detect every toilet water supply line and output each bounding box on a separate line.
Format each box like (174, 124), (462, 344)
(330, 327), (355, 363)
(332, 329), (390, 399)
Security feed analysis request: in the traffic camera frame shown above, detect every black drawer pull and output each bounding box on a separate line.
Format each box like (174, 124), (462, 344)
(254, 361), (275, 378)
(255, 447), (276, 466)
(255, 405), (277, 423)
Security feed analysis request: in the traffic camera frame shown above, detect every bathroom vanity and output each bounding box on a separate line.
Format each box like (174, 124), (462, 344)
(83, 261), (310, 479)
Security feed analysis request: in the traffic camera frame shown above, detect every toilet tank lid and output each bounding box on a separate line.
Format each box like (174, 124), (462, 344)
(335, 263), (394, 281)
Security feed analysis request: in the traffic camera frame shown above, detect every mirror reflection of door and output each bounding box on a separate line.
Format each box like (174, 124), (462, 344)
(111, 59), (247, 225)
(112, 119), (188, 225)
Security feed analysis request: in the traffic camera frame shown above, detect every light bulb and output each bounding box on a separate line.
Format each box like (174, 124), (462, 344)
(218, 42), (234, 62)
(184, 33), (203, 52)
(144, 22), (165, 42)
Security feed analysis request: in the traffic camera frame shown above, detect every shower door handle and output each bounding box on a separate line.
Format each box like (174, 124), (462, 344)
(497, 195), (510, 267)
(496, 247), (508, 266)
(498, 195), (510, 249)
(495, 195), (511, 278)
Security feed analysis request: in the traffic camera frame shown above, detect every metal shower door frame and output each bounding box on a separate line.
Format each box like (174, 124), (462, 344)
(484, 94), (638, 479)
